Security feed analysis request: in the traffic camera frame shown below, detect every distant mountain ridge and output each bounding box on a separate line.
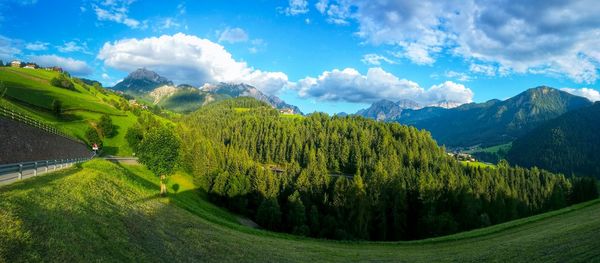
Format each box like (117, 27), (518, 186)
(394, 86), (593, 147)
(113, 68), (173, 92)
(356, 99), (421, 121)
(355, 98), (464, 121)
(112, 68), (302, 114)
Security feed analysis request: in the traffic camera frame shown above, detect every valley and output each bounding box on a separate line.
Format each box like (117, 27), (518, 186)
(5, 3), (600, 259)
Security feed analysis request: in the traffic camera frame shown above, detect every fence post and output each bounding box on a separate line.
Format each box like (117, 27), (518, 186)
(45, 161), (49, 173)
(53, 160), (57, 171)
(33, 162), (38, 176)
(18, 164), (23, 180)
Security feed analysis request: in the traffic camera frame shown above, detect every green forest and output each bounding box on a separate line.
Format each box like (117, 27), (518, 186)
(508, 102), (600, 179)
(131, 98), (597, 241)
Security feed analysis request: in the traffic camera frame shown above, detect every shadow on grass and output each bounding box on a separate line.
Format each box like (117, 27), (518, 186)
(0, 166), (80, 193)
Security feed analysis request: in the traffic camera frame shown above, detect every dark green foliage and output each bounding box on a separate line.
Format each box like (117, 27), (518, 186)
(256, 198), (282, 231)
(85, 126), (102, 147)
(51, 99), (62, 116)
(98, 114), (116, 138)
(125, 124), (144, 152)
(178, 98), (597, 241)
(50, 74), (76, 91)
(137, 127), (180, 177)
(396, 87), (592, 147)
(569, 177), (599, 204)
(508, 103), (600, 179)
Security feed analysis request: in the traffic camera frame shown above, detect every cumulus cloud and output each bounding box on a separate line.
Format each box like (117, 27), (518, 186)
(30, 55), (93, 76)
(93, 0), (145, 29)
(218, 27), (249, 43)
(25, 41), (48, 51)
(295, 67), (473, 105)
(561, 87), (600, 102)
(282, 0), (309, 16)
(316, 0), (600, 83)
(361, 53), (395, 65)
(97, 33), (289, 94)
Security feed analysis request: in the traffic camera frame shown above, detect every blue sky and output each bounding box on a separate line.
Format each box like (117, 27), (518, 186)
(1, 0), (600, 114)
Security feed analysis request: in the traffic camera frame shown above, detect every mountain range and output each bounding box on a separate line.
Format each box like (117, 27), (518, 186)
(112, 68), (302, 114)
(357, 86), (593, 148)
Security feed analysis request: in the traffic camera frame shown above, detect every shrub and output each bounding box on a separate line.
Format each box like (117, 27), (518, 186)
(50, 74), (75, 91)
(51, 99), (62, 116)
(98, 114), (115, 138)
(85, 126), (102, 148)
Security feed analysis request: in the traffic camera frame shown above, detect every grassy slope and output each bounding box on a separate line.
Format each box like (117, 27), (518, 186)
(0, 67), (138, 155)
(460, 161), (496, 169)
(1, 159), (599, 262)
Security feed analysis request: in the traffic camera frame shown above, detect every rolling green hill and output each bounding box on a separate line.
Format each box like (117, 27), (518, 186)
(1, 159), (599, 262)
(508, 102), (600, 179)
(0, 67), (146, 155)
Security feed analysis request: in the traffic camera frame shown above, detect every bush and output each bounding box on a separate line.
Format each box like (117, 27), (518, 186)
(50, 74), (75, 91)
(125, 125), (144, 152)
(51, 100), (62, 116)
(85, 126), (102, 148)
(98, 114), (116, 138)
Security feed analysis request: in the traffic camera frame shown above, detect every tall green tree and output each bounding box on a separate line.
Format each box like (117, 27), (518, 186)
(137, 127), (180, 196)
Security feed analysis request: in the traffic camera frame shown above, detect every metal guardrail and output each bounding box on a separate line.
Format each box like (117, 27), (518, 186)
(0, 155), (94, 185)
(0, 104), (83, 143)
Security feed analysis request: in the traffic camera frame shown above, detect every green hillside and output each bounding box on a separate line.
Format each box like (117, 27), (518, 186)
(0, 67), (157, 156)
(1, 159), (599, 262)
(508, 102), (600, 179)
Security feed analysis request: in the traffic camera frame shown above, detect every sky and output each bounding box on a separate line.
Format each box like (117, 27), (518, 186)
(1, 0), (600, 114)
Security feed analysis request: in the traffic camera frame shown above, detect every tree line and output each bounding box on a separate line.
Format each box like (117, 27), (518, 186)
(151, 98), (598, 241)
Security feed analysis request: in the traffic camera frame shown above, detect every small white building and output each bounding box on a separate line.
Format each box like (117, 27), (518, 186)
(10, 60), (21, 67)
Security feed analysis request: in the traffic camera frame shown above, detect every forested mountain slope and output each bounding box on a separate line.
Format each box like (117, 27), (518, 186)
(393, 87), (592, 148)
(508, 102), (600, 179)
(178, 98), (597, 241)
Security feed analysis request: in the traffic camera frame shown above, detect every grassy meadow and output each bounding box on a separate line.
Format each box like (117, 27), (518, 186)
(0, 159), (599, 262)
(0, 67), (147, 155)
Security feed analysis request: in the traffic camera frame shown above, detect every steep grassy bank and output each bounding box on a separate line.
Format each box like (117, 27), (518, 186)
(1, 159), (599, 262)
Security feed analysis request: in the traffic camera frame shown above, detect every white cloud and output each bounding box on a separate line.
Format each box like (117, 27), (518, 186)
(317, 0), (600, 83)
(444, 71), (472, 82)
(93, 0), (145, 29)
(282, 0), (309, 16)
(0, 35), (21, 61)
(469, 63), (496, 76)
(97, 33), (288, 94)
(316, 0), (328, 13)
(361, 53), (395, 65)
(160, 18), (180, 30)
(561, 87), (600, 102)
(57, 41), (91, 54)
(25, 41), (48, 51)
(102, 73), (110, 79)
(218, 27), (249, 44)
(295, 67), (473, 105)
(177, 2), (186, 15)
(30, 55), (93, 76)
